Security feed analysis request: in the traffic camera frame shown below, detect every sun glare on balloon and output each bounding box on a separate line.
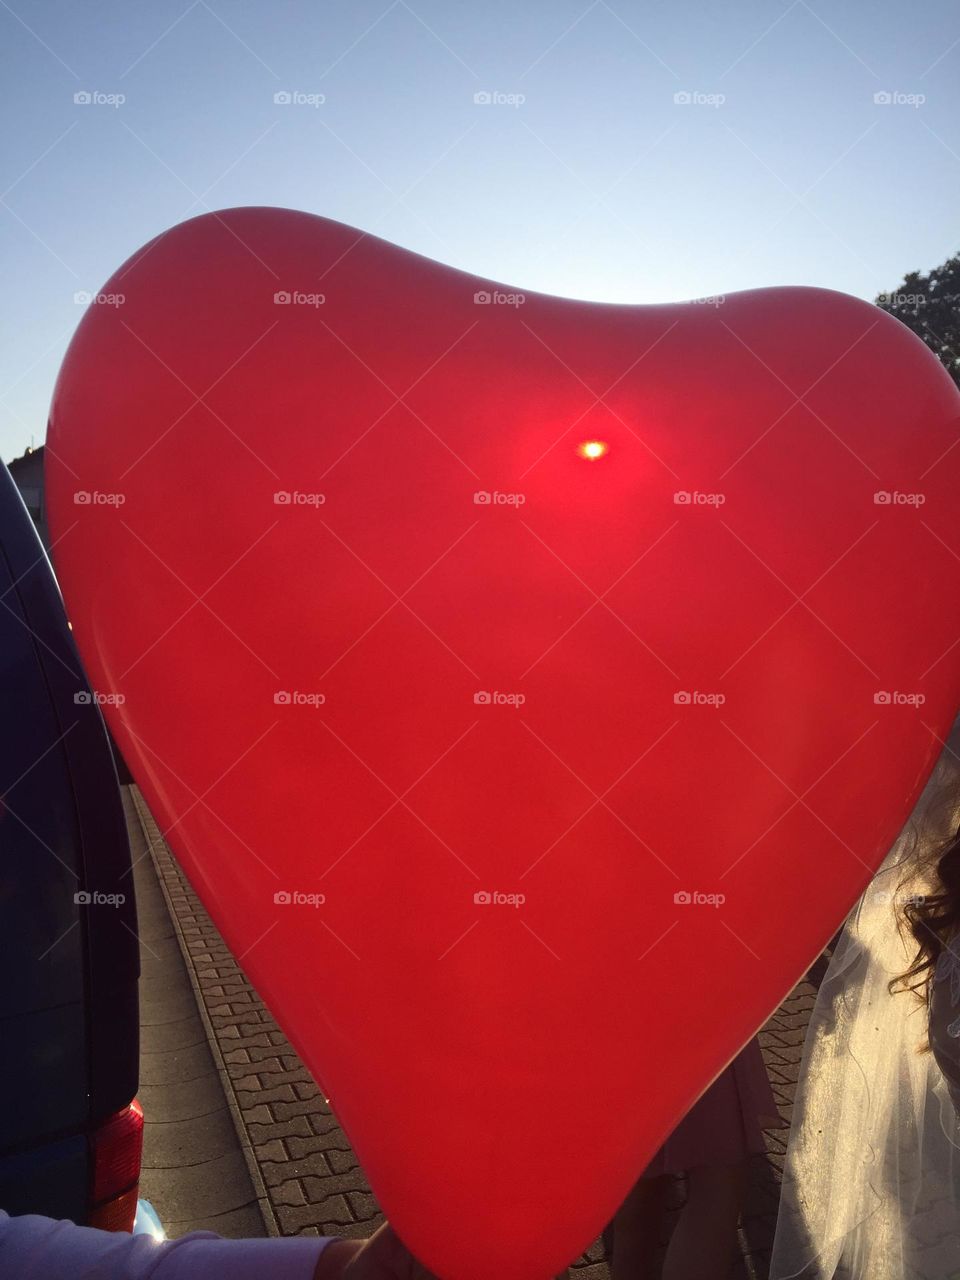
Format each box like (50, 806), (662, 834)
(577, 440), (608, 460)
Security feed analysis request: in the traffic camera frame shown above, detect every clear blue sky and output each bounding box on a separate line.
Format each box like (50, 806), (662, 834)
(1, 0), (958, 462)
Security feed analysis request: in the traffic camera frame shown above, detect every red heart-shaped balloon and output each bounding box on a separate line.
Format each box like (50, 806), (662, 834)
(47, 209), (960, 1279)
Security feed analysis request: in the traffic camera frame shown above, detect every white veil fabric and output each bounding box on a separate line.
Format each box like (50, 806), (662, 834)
(770, 715), (960, 1280)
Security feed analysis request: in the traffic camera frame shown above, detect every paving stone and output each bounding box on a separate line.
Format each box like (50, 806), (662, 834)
(138, 935), (187, 975)
(140, 1014), (209, 1053)
(124, 790), (266, 1243)
(166, 1202), (265, 1237)
(286, 1132), (354, 1160)
(233, 1083), (297, 1107)
(309, 1112), (341, 1136)
(141, 1108), (242, 1170)
(261, 1066), (314, 1087)
(144, 1150), (257, 1222)
(228, 1032), (274, 1052)
(261, 1152), (332, 1185)
(209, 996), (255, 1016)
(302, 1170), (369, 1200)
(136, 909), (178, 946)
(138, 1074), (230, 1124)
(139, 1039), (216, 1087)
(277, 1197), (355, 1232)
(327, 1149), (361, 1175)
(138, 978), (202, 1027)
(211, 1008), (262, 1030)
(293, 1081), (323, 1100)
(247, 1115), (315, 1143)
(245, 1044), (291, 1064)
(347, 1191), (378, 1219)
(274, 1179), (308, 1207)
(242, 1104), (273, 1126)
(253, 1139), (288, 1164)
(271, 1097), (331, 1122)
(333, 1219), (381, 1240)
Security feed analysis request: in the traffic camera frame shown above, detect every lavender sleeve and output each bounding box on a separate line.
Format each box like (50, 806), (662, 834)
(0, 1211), (332, 1280)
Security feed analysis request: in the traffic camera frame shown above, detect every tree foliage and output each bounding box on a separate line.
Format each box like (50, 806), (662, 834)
(876, 252), (960, 387)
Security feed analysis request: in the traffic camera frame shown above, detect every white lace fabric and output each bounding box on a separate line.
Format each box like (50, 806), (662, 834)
(771, 715), (960, 1280)
(930, 943), (960, 1112)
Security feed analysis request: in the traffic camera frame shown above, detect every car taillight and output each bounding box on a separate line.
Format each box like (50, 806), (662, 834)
(88, 1099), (144, 1232)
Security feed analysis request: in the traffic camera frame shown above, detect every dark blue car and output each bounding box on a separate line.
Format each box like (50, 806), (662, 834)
(0, 459), (147, 1232)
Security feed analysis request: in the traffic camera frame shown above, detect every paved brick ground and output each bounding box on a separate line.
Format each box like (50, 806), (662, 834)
(128, 789), (269, 1237)
(130, 784), (821, 1276)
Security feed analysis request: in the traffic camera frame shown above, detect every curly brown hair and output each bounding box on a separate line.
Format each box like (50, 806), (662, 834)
(891, 829), (960, 1000)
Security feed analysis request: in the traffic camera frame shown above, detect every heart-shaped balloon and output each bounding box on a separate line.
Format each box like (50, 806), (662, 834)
(47, 208), (960, 1279)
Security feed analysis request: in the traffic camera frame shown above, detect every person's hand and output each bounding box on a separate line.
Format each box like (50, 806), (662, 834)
(315, 1222), (438, 1280)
